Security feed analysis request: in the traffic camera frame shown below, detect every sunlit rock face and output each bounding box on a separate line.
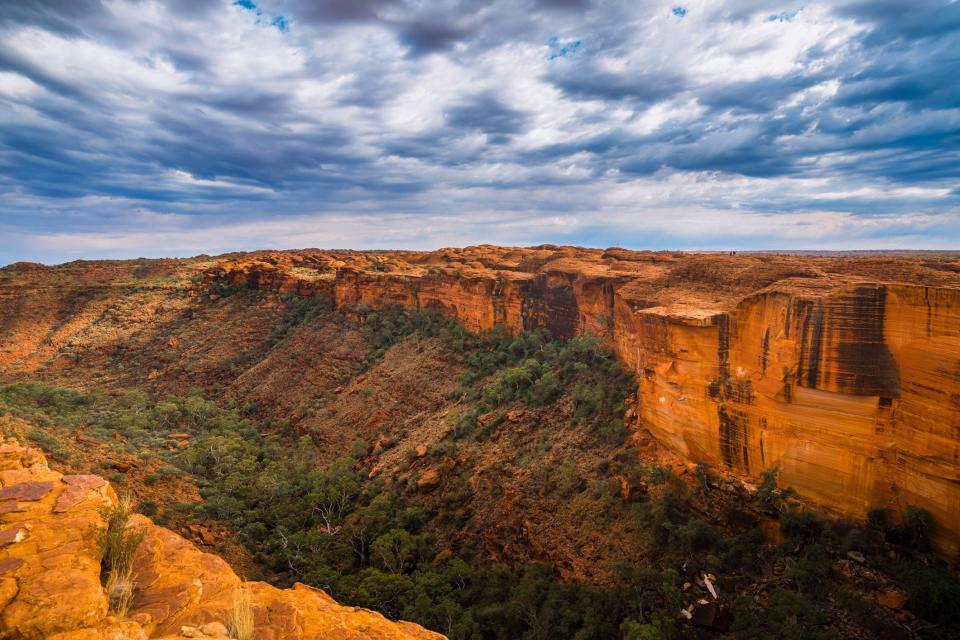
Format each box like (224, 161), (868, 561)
(0, 438), (445, 640)
(629, 282), (960, 560)
(2, 246), (959, 558)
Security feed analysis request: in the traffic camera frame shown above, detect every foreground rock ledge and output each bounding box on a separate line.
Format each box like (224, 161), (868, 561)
(0, 438), (445, 640)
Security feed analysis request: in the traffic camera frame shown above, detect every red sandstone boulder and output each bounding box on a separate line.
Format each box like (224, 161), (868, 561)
(0, 438), (446, 640)
(417, 469), (442, 493)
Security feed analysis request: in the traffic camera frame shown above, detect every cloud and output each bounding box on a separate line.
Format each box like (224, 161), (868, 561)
(0, 0), (958, 264)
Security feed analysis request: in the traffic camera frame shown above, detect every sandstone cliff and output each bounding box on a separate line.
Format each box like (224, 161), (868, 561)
(2, 246), (959, 560)
(0, 438), (444, 640)
(205, 248), (960, 560)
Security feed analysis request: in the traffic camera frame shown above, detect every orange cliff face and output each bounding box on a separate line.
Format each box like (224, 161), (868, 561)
(2, 246), (960, 560)
(0, 437), (445, 640)
(206, 248), (960, 559)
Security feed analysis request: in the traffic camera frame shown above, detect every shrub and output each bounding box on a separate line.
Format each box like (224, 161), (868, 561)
(888, 506), (934, 552)
(554, 461), (583, 498)
(351, 440), (369, 459)
(779, 507), (822, 543)
(757, 466), (796, 514)
(649, 464), (672, 486)
(867, 507), (891, 531)
(227, 585), (255, 640)
(598, 419), (627, 445)
(886, 559), (960, 634)
(99, 496), (146, 616)
(620, 620), (662, 640)
(694, 462), (711, 492)
(786, 543), (832, 595)
(729, 589), (839, 640)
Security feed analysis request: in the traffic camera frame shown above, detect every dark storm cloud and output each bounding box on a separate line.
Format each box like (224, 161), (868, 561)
(1, 0), (960, 263)
(837, 0), (960, 43)
(445, 94), (529, 141)
(281, 0), (399, 22)
(697, 71), (826, 113)
(532, 0), (592, 10)
(203, 91), (293, 117)
(396, 20), (473, 55)
(549, 64), (686, 103)
(0, 0), (106, 35)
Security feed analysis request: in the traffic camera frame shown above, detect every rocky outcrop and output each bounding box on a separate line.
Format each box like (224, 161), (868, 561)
(0, 438), (444, 640)
(204, 248), (960, 559)
(2, 247), (960, 560)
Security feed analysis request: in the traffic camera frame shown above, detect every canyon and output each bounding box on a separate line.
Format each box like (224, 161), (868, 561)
(0, 245), (960, 639)
(1, 246), (959, 564)
(210, 246), (960, 561)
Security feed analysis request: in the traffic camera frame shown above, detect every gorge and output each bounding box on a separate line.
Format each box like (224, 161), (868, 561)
(1, 245), (959, 639)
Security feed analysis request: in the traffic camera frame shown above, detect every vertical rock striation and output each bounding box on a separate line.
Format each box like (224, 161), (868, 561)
(3, 247), (960, 559)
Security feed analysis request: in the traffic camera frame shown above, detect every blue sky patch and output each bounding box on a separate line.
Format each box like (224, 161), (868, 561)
(548, 37), (582, 60)
(767, 9), (800, 22)
(272, 15), (289, 33)
(233, 0), (261, 15)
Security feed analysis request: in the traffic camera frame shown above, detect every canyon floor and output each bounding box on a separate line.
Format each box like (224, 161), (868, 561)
(0, 246), (959, 639)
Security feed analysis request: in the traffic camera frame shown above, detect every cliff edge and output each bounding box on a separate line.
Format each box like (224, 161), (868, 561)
(0, 438), (445, 640)
(1, 245), (959, 560)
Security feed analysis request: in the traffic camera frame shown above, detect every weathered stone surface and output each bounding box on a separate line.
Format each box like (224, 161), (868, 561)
(0, 524), (26, 546)
(0, 438), (445, 640)
(417, 468), (442, 493)
(201, 248), (960, 559)
(0, 481), (54, 502)
(3, 248), (960, 559)
(55, 475), (108, 513)
(877, 587), (908, 610)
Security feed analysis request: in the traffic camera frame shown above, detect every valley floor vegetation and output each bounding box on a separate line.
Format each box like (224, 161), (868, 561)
(2, 299), (958, 640)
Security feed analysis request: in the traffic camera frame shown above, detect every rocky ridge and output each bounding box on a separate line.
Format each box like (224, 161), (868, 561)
(207, 247), (960, 560)
(1, 246), (959, 559)
(0, 438), (444, 640)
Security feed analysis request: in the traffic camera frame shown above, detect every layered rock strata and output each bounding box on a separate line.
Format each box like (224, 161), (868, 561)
(1, 246), (959, 559)
(207, 248), (960, 559)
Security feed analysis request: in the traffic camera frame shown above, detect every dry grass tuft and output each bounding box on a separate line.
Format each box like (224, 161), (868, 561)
(227, 584), (256, 640)
(99, 495), (146, 617)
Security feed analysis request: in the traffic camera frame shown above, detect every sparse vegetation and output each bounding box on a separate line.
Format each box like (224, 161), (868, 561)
(5, 303), (959, 640)
(99, 496), (146, 617)
(227, 585), (256, 640)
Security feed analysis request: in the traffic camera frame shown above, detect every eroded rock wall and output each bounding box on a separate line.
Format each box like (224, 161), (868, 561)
(222, 262), (960, 559)
(633, 282), (960, 558)
(4, 248), (959, 560)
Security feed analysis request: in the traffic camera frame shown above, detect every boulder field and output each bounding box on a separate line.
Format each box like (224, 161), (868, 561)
(0, 438), (444, 640)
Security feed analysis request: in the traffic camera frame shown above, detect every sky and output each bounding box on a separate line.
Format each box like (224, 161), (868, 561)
(0, 0), (958, 264)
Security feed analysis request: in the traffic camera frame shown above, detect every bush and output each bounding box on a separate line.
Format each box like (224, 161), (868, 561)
(729, 589), (839, 640)
(554, 461), (583, 498)
(598, 419), (627, 445)
(886, 559), (960, 635)
(786, 544), (832, 595)
(99, 496), (146, 616)
(649, 464), (672, 486)
(351, 440), (369, 459)
(757, 466), (796, 514)
(779, 507), (822, 543)
(888, 506), (934, 552)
